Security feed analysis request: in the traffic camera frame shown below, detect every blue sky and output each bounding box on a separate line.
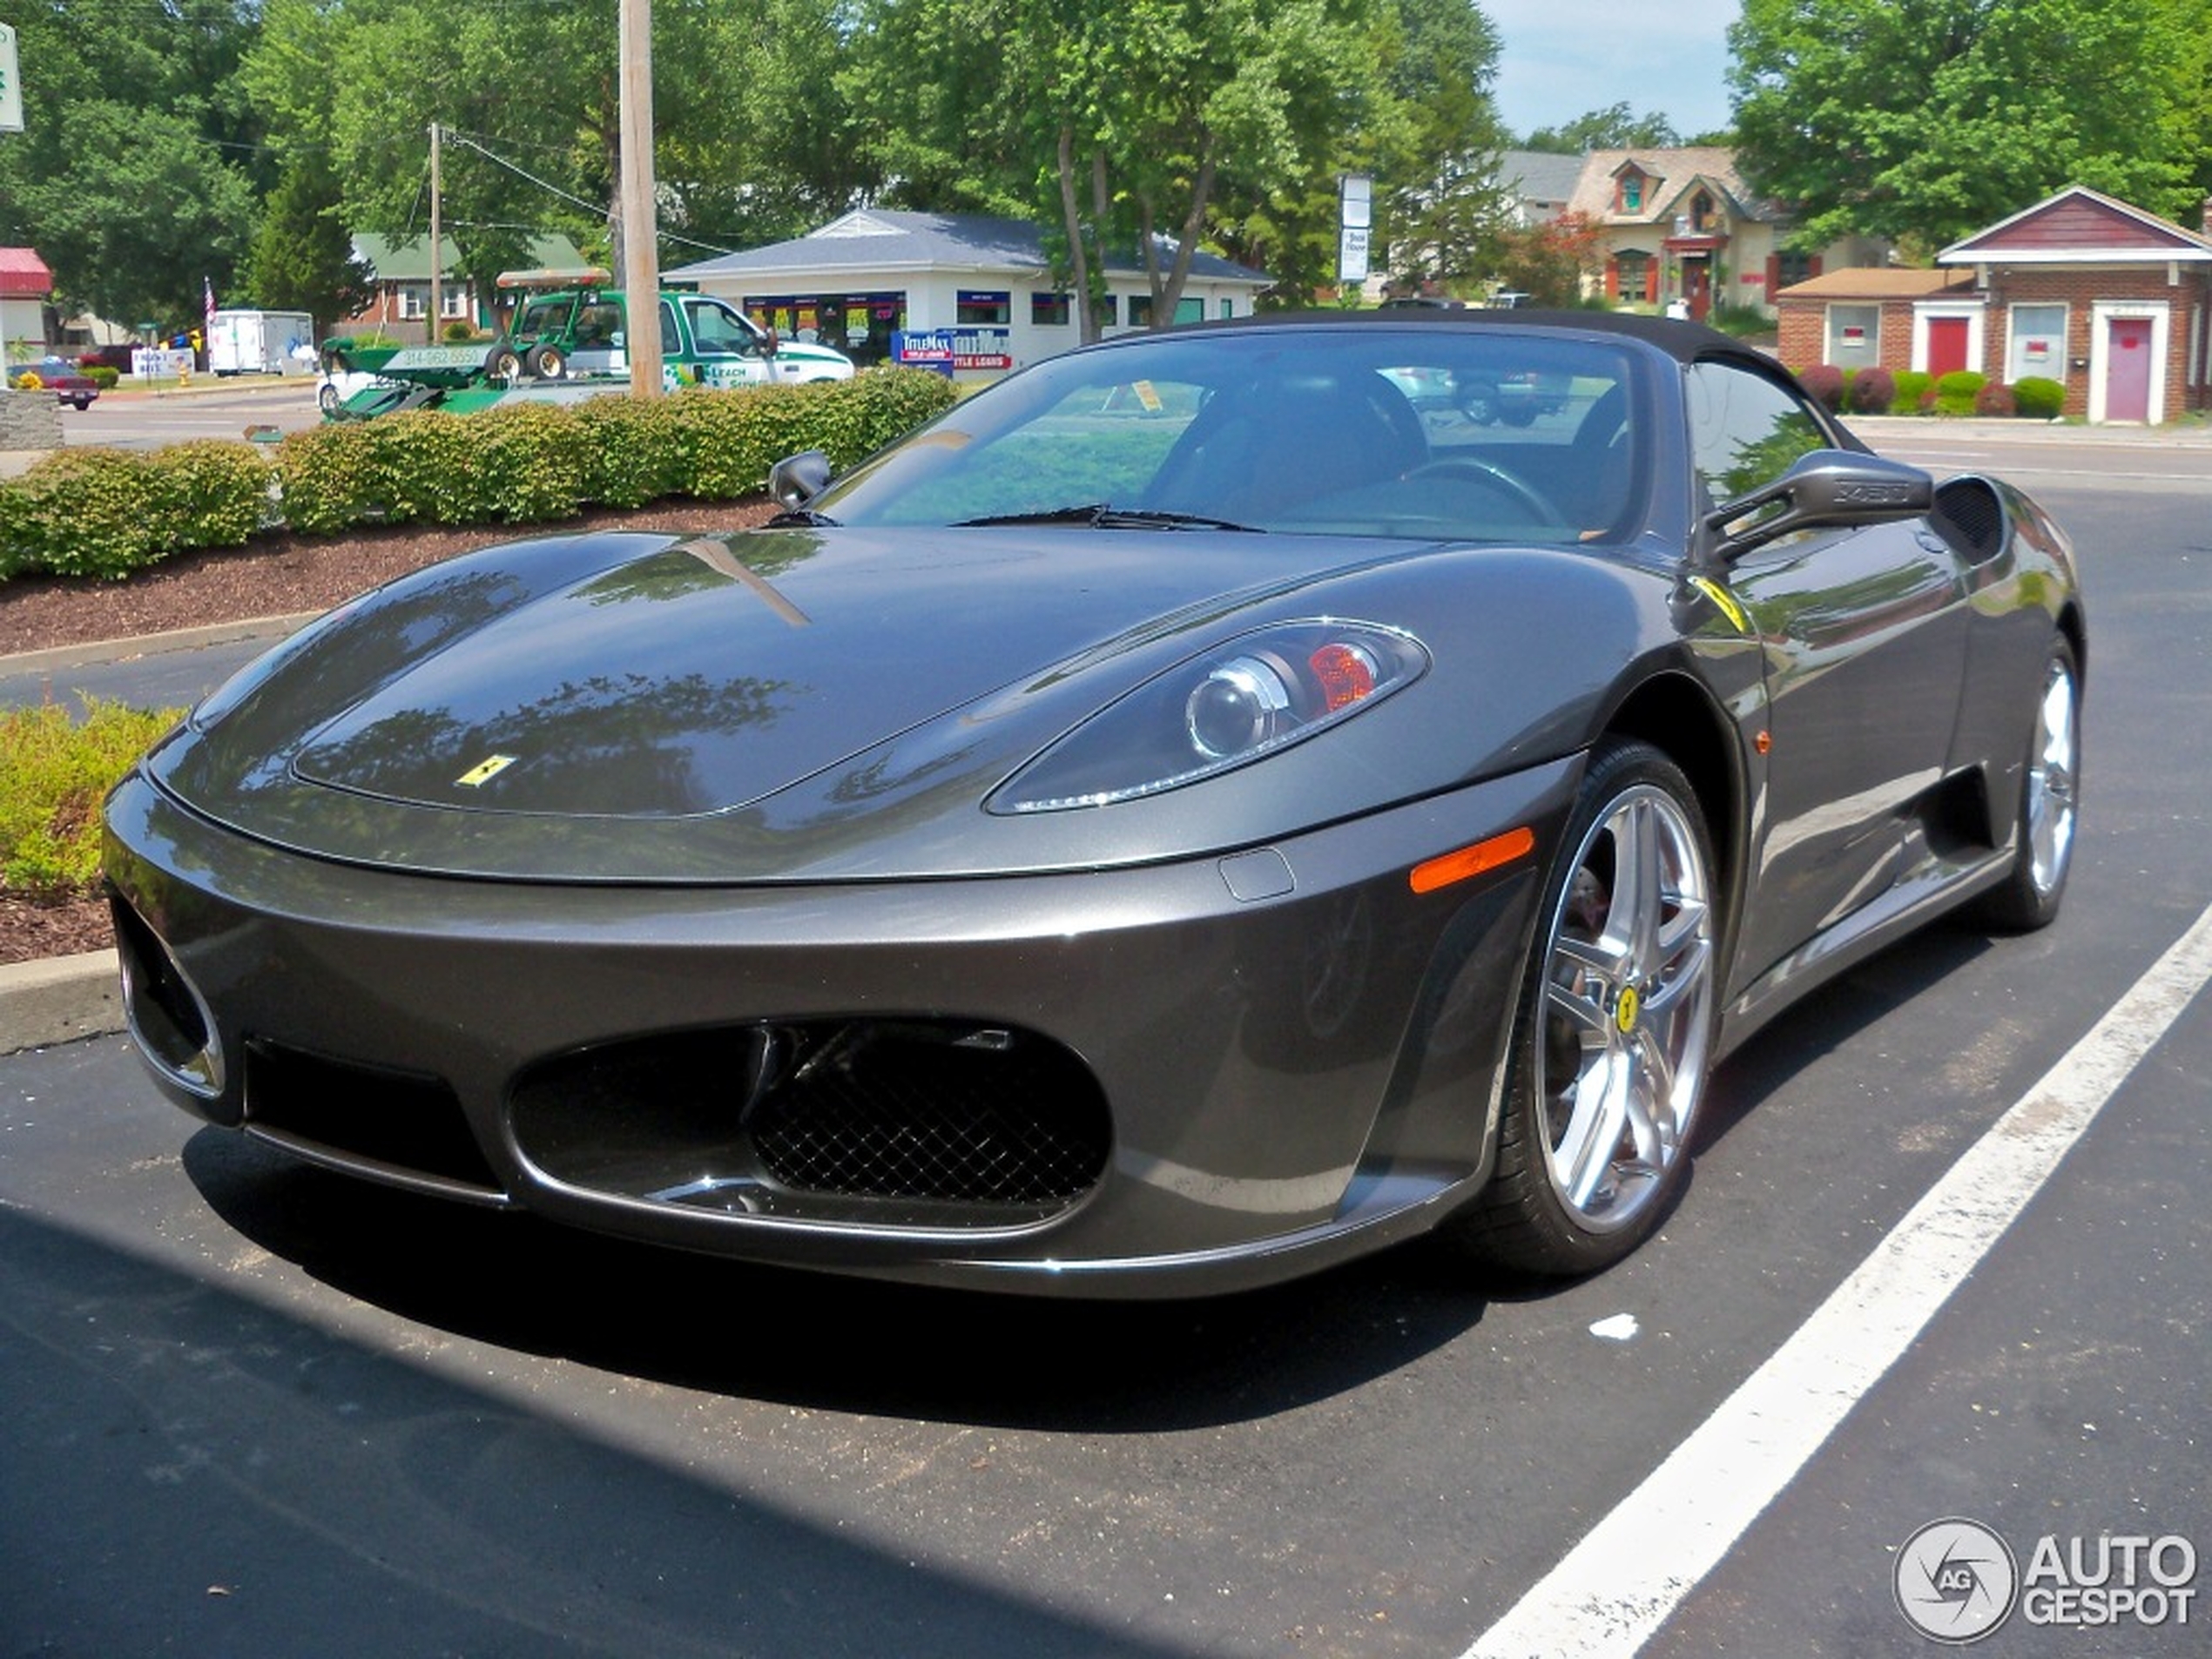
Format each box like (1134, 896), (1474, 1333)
(1485, 0), (1739, 143)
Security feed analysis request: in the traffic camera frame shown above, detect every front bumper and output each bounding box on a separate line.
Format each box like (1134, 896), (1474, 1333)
(104, 758), (1575, 1295)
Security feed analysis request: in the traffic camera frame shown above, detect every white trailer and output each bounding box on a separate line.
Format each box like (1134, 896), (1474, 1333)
(207, 308), (317, 375)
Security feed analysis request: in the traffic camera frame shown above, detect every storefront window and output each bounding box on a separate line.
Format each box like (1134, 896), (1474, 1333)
(1031, 292), (1071, 326)
(957, 290), (1011, 326)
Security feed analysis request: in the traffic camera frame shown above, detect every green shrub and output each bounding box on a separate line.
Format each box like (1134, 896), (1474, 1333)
(10, 448), (166, 578)
(271, 420), (388, 533)
(1934, 370), (1986, 416)
(2013, 376), (2066, 420)
(149, 439), (275, 550)
(0, 698), (183, 896)
(84, 366), (120, 391)
(11, 367), (961, 567)
(571, 393), (686, 509)
(1892, 370), (1935, 413)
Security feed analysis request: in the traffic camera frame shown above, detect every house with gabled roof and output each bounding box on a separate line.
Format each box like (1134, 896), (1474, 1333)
(1564, 147), (1885, 321)
(338, 232), (593, 343)
(668, 209), (1271, 376)
(1775, 185), (2212, 421)
(1937, 185), (2212, 422)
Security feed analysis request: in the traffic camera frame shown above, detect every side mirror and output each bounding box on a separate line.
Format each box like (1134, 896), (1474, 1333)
(1709, 450), (1933, 557)
(768, 449), (833, 509)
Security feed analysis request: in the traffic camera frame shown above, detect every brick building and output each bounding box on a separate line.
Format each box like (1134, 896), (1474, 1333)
(1775, 186), (2212, 421)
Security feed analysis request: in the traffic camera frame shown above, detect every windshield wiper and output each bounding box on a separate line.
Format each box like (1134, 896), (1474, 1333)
(951, 503), (1259, 532)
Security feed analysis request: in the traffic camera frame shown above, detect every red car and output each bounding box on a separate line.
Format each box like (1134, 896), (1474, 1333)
(24, 354), (99, 409)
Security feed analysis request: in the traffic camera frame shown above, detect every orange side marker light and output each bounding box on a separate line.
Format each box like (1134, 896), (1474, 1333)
(1409, 825), (1537, 894)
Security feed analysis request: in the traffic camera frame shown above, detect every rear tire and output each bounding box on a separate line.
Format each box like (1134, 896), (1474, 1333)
(528, 343), (566, 381)
(1447, 738), (1718, 1277)
(1974, 636), (2080, 933)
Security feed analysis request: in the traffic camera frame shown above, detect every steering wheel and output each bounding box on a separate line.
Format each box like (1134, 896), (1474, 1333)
(1405, 457), (1567, 527)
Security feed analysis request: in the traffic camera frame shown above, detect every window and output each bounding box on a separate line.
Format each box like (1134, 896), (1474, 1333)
(1825, 303), (1881, 362)
(397, 285), (426, 320)
(441, 287), (470, 320)
(1031, 292), (1071, 326)
(683, 296), (764, 356)
(1615, 252), (1655, 305)
(1689, 191), (1714, 233)
(1130, 294), (1152, 326)
(2007, 302), (2067, 383)
(956, 290), (1011, 326)
(1773, 250), (1814, 290)
(1094, 294), (1118, 327)
(1219, 299), (1235, 320)
(1685, 361), (1830, 514)
(1620, 173), (1644, 213)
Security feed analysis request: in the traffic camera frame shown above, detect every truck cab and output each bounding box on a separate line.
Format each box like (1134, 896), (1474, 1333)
(492, 285), (854, 388)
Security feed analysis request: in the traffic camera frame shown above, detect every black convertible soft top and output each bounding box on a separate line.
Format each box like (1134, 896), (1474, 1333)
(1167, 306), (1759, 366)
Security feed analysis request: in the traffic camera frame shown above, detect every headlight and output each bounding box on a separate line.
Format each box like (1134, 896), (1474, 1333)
(989, 621), (1427, 813)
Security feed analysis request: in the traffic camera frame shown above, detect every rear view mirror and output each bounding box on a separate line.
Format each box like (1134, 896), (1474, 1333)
(768, 449), (832, 509)
(1710, 450), (1933, 557)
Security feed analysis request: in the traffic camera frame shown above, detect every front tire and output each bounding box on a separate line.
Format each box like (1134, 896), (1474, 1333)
(1452, 739), (1718, 1276)
(1975, 636), (2080, 932)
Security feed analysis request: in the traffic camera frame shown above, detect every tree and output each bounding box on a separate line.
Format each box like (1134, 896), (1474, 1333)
(1730, 0), (2212, 253)
(848, 0), (1401, 334)
(246, 157), (374, 328)
(1492, 210), (1602, 305)
(1522, 103), (1681, 154)
(1366, 0), (1512, 293)
(0, 0), (263, 329)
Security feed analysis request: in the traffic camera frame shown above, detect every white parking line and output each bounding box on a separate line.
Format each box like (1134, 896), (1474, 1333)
(1463, 898), (2212, 1659)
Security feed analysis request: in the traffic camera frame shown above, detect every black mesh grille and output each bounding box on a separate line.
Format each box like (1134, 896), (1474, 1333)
(747, 1026), (1109, 1205)
(1932, 477), (2006, 562)
(506, 1019), (1112, 1221)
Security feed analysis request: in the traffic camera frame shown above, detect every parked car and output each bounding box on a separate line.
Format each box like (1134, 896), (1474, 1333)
(105, 311), (2082, 1297)
(19, 355), (98, 408)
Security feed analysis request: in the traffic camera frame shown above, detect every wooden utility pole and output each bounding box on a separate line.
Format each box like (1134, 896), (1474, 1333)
(618, 0), (663, 396)
(428, 122), (442, 340)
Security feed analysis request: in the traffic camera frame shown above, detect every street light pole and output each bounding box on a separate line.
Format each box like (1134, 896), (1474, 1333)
(618, 0), (662, 397)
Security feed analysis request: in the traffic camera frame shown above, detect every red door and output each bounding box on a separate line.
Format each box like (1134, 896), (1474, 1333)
(2106, 318), (2152, 422)
(1927, 317), (1969, 378)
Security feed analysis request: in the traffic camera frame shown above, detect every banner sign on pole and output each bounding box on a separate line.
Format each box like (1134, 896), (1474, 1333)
(1338, 174), (1372, 287)
(0, 26), (24, 134)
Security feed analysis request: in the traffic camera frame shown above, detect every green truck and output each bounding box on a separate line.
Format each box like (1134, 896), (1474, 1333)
(321, 285), (854, 420)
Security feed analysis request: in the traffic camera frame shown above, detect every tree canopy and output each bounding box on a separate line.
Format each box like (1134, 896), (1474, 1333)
(1730, 0), (2212, 253)
(1521, 103), (1682, 155)
(0, 0), (1513, 335)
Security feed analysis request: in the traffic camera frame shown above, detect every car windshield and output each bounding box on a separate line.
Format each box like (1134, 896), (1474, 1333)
(814, 327), (1646, 544)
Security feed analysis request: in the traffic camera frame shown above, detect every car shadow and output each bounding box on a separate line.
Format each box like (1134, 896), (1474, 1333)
(1692, 918), (1995, 1155)
(184, 1128), (1494, 1433)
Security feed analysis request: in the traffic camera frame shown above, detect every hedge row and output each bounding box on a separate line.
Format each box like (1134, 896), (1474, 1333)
(1, 368), (961, 583)
(1794, 364), (2067, 421)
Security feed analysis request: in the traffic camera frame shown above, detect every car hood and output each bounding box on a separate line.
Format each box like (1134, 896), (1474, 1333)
(149, 524), (1653, 882)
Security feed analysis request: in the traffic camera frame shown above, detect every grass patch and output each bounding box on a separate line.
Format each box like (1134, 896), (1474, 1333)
(1, 698), (182, 897)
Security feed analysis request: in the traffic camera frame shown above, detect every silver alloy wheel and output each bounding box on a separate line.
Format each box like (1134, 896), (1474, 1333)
(1534, 783), (1716, 1231)
(2025, 655), (2080, 900)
